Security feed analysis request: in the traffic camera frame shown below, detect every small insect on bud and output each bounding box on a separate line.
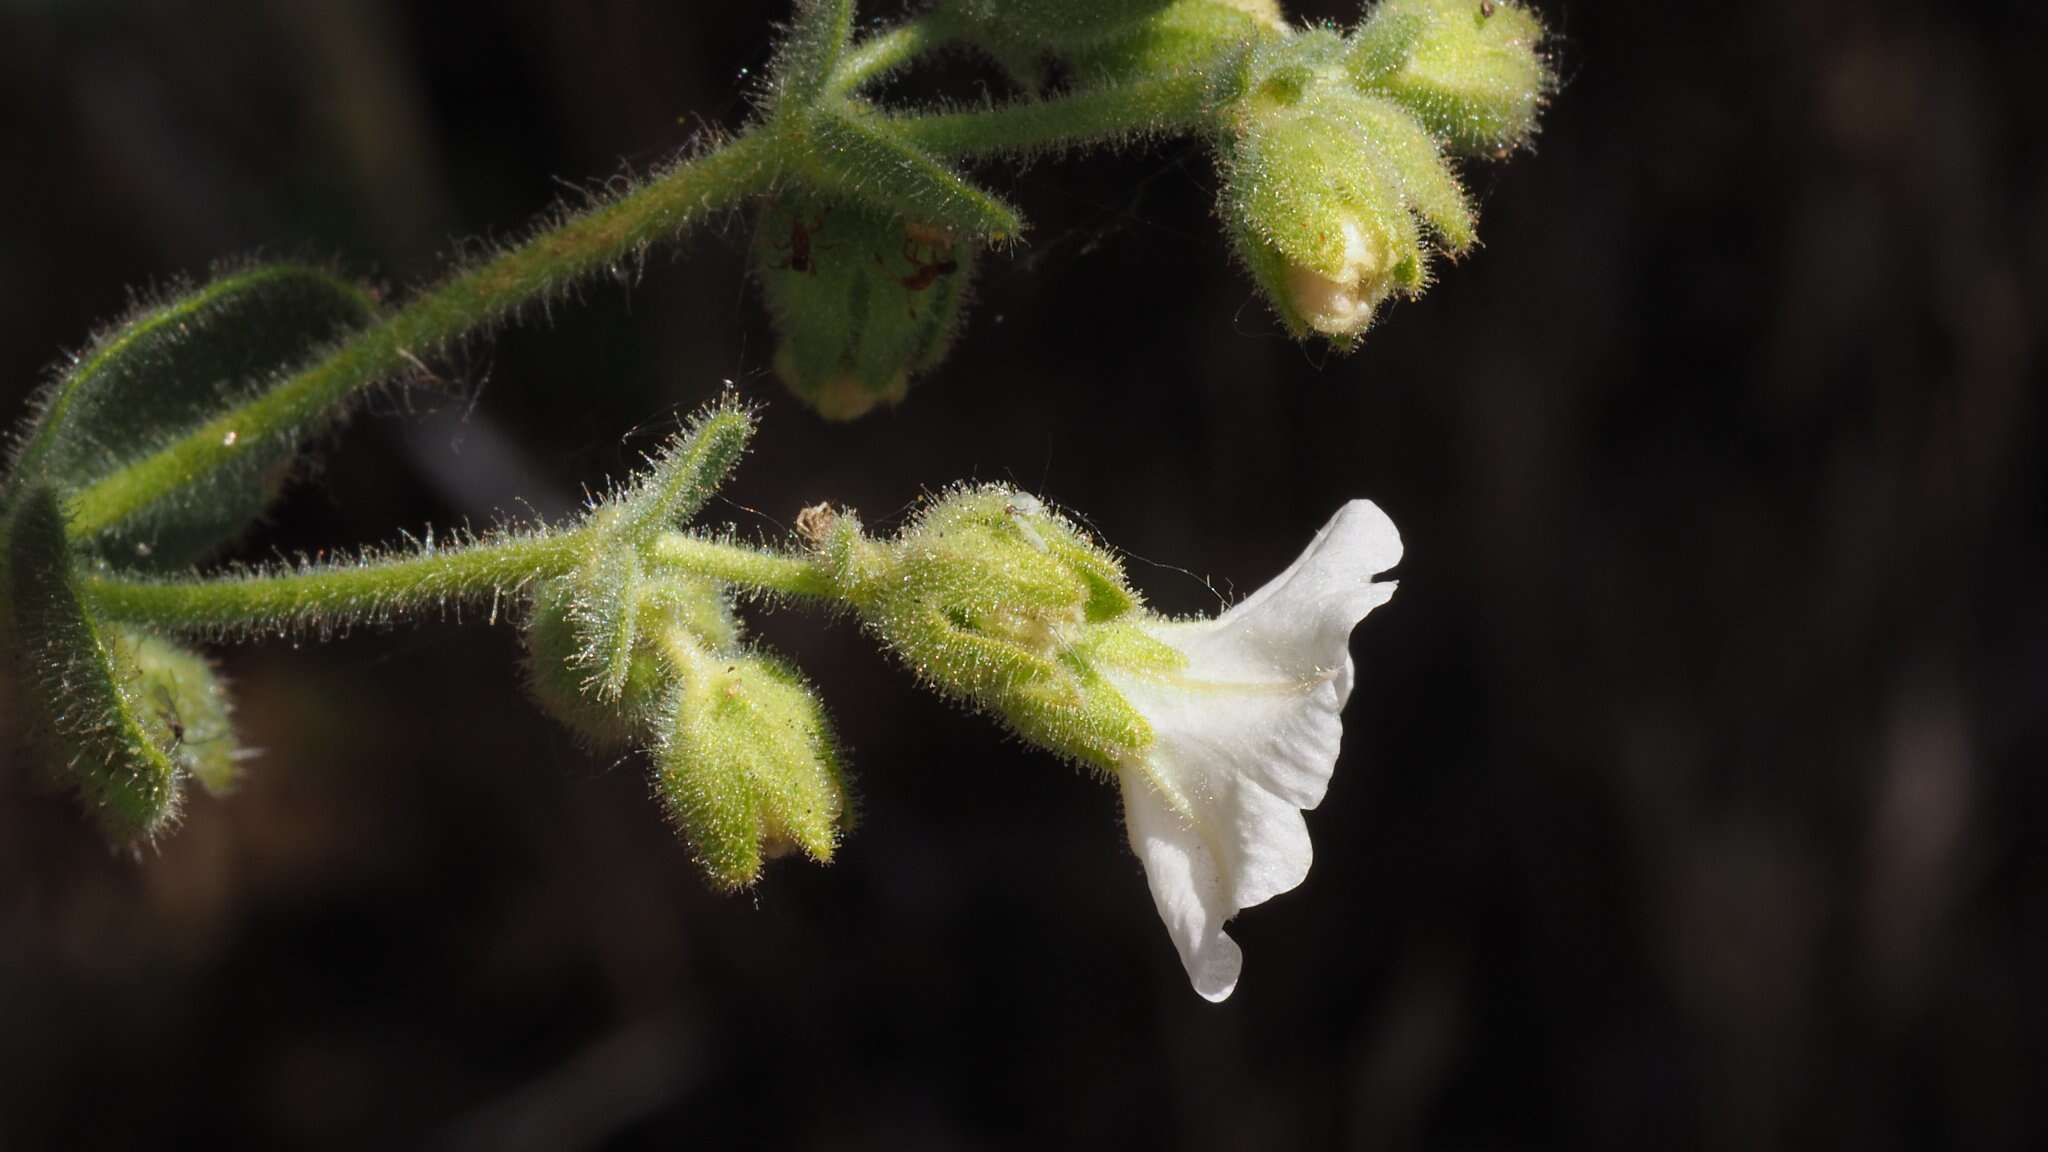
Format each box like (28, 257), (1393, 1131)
(750, 196), (976, 421)
(124, 629), (242, 795)
(1346, 0), (1551, 154)
(653, 643), (847, 891)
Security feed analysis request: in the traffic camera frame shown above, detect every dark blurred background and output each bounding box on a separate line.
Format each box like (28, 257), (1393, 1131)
(2, 0), (2043, 1147)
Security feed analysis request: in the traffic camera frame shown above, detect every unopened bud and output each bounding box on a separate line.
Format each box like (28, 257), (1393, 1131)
(653, 642), (847, 890)
(751, 196), (975, 421)
(1223, 99), (1427, 343)
(523, 570), (736, 750)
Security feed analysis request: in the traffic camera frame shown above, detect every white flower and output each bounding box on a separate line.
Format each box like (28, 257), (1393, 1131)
(1102, 500), (1402, 1001)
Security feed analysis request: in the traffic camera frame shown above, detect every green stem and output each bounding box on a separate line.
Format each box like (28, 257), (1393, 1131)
(645, 534), (839, 600)
(81, 530), (587, 636)
(9, 266), (375, 489)
(63, 132), (784, 541)
(58, 46), (1234, 546)
(898, 69), (1226, 158)
(80, 528), (839, 637)
(829, 19), (943, 95)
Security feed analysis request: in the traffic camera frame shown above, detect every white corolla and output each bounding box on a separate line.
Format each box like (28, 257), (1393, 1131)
(1102, 501), (1402, 1001)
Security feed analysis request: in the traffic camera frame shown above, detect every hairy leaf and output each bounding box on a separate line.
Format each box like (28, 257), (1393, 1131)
(8, 264), (377, 568)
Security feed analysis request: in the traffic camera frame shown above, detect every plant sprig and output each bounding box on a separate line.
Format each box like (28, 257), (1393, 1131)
(2, 0), (1552, 867)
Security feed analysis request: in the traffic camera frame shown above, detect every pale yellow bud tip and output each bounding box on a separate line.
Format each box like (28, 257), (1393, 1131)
(1284, 218), (1394, 338)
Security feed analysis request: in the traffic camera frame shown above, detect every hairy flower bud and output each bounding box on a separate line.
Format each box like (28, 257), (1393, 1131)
(523, 570), (737, 751)
(1347, 0), (1550, 154)
(1223, 98), (1428, 343)
(854, 487), (1173, 770)
(653, 641), (847, 891)
(751, 196), (975, 421)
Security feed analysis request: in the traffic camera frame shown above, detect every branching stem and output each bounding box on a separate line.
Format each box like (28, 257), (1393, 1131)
(63, 132), (785, 541)
(60, 20), (1237, 565)
(80, 529), (841, 637)
(79, 531), (589, 635)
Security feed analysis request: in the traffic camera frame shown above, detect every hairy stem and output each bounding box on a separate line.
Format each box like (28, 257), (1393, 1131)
(61, 45), (1235, 546)
(80, 528), (838, 637)
(646, 534), (837, 600)
(80, 530), (589, 636)
(64, 132), (784, 541)
(898, 68), (1227, 157)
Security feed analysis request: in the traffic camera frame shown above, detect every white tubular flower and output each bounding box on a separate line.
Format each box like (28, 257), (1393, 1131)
(1102, 500), (1402, 1001)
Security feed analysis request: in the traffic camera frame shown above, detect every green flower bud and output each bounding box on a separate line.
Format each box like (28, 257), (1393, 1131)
(522, 397), (756, 745)
(652, 638), (847, 891)
(751, 196), (976, 421)
(1347, 0), (1550, 154)
(1223, 95), (1430, 343)
(854, 486), (1176, 771)
(523, 569), (737, 751)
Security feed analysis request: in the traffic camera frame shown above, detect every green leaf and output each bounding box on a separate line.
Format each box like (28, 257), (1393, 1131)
(4, 486), (184, 843)
(769, 0), (857, 113)
(807, 108), (1025, 243)
(7, 264), (377, 569)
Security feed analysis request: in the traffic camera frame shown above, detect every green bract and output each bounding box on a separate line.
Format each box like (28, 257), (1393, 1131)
(1348, 0), (1550, 153)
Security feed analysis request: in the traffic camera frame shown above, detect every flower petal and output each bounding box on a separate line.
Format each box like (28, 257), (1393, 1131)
(1177, 498), (1402, 685)
(1106, 500), (1402, 1000)
(1120, 768), (1244, 1002)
